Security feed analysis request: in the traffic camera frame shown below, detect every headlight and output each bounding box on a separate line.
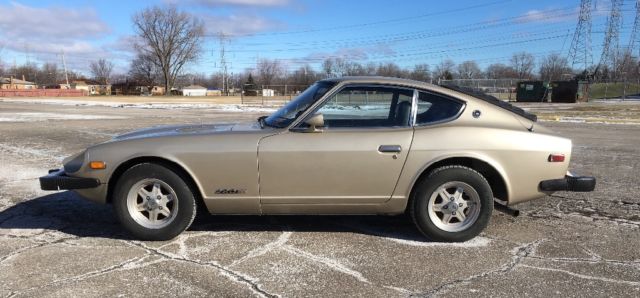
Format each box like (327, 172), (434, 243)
(63, 150), (86, 173)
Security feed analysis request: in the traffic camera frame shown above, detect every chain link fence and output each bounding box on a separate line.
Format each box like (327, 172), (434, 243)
(240, 84), (310, 105)
(588, 80), (640, 100)
(440, 79), (518, 101)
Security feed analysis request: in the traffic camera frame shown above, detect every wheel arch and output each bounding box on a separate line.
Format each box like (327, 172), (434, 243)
(106, 156), (205, 207)
(407, 155), (510, 204)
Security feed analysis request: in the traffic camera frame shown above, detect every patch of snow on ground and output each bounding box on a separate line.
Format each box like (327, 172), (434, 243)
(0, 144), (63, 160)
(539, 116), (640, 125)
(0, 98), (278, 113)
(0, 163), (50, 197)
(0, 112), (126, 122)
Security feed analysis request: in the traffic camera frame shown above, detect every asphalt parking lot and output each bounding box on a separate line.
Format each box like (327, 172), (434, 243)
(0, 100), (638, 297)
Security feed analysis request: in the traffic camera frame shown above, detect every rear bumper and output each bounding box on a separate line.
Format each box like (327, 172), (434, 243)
(40, 169), (100, 191)
(539, 175), (596, 192)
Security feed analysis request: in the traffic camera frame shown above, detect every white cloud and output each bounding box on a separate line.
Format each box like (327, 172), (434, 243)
(0, 2), (111, 58)
(0, 2), (110, 41)
(516, 8), (578, 24)
(0, 2), (114, 72)
(304, 45), (397, 62)
(201, 14), (285, 36)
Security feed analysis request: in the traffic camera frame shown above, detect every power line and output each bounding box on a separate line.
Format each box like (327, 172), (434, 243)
(206, 0), (516, 38)
(230, 6), (581, 49)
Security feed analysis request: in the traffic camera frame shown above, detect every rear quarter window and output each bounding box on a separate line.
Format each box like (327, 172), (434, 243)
(416, 91), (464, 125)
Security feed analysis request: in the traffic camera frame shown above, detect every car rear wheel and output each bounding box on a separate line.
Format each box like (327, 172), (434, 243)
(113, 163), (196, 241)
(410, 165), (493, 242)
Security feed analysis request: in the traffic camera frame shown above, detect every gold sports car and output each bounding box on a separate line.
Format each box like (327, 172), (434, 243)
(40, 77), (596, 242)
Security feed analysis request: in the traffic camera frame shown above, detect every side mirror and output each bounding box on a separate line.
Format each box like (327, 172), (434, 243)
(291, 113), (324, 133)
(306, 113), (324, 128)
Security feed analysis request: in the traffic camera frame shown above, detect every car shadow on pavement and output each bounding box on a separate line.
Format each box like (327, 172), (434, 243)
(0, 191), (428, 242)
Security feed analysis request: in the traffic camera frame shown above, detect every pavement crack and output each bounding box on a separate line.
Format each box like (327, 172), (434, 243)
(230, 231), (292, 267)
(129, 241), (278, 298)
(0, 235), (79, 265)
(282, 244), (370, 284)
(413, 240), (544, 297)
(526, 255), (640, 268)
(6, 255), (151, 297)
(520, 264), (640, 286)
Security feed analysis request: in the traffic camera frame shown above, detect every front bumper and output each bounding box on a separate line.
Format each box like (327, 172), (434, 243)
(539, 175), (596, 192)
(40, 169), (100, 191)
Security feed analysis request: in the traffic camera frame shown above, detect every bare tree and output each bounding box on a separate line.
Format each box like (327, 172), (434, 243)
(539, 53), (572, 81)
(89, 58), (114, 84)
(434, 60), (456, 81)
(256, 58), (283, 86)
(457, 60), (482, 80)
(510, 52), (535, 80)
(132, 6), (204, 95)
(129, 53), (160, 87)
(410, 64), (430, 82)
(39, 63), (59, 85)
(290, 64), (318, 87)
(377, 62), (407, 78)
(322, 58), (335, 78)
(485, 63), (517, 79)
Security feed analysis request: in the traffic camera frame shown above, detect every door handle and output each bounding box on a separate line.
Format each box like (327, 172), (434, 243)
(378, 145), (402, 153)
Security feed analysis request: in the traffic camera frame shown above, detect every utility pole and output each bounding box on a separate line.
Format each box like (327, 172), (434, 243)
(61, 50), (69, 88)
(597, 0), (623, 81)
(568, 0), (593, 76)
(218, 32), (228, 96)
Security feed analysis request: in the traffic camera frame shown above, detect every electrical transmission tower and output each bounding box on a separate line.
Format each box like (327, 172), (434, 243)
(626, 0), (640, 60)
(218, 32), (229, 95)
(568, 0), (593, 75)
(597, 0), (623, 80)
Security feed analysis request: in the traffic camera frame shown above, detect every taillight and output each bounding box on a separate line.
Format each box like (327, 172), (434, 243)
(548, 154), (565, 162)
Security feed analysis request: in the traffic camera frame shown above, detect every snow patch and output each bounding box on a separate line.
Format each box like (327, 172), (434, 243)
(0, 112), (126, 122)
(1, 98), (277, 113)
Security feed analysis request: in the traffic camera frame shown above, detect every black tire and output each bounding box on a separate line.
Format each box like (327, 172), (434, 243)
(113, 163), (196, 241)
(409, 165), (493, 242)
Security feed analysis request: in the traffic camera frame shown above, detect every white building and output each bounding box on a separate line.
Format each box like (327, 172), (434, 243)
(262, 89), (275, 97)
(181, 85), (207, 96)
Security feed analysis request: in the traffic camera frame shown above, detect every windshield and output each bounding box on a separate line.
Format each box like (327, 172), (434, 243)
(264, 81), (335, 128)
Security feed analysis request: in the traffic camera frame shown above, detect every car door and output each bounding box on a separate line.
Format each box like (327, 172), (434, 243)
(258, 84), (415, 206)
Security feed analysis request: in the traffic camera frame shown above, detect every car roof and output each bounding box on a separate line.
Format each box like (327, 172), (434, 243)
(320, 76), (537, 122)
(321, 76), (431, 88)
(320, 76), (461, 96)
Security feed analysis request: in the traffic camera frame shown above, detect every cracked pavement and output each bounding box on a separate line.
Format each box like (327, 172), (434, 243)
(0, 101), (638, 297)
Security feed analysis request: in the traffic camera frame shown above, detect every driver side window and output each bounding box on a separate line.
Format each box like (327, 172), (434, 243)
(316, 85), (414, 128)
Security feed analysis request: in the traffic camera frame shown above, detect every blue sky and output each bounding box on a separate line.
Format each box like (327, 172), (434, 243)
(0, 0), (638, 75)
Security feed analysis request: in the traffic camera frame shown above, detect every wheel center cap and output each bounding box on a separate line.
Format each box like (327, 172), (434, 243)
(147, 199), (159, 209)
(449, 203), (458, 211)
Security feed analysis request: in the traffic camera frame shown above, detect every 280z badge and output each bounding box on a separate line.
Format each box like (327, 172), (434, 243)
(215, 188), (247, 195)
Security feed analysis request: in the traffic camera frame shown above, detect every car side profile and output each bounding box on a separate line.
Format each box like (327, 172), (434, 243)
(40, 77), (596, 242)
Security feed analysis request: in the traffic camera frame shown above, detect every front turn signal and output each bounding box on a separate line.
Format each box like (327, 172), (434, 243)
(89, 161), (107, 169)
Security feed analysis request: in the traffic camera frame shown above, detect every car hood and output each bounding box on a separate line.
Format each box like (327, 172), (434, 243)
(113, 121), (264, 141)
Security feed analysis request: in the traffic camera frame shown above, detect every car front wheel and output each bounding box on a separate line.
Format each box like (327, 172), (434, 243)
(113, 163), (196, 241)
(410, 165), (493, 242)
